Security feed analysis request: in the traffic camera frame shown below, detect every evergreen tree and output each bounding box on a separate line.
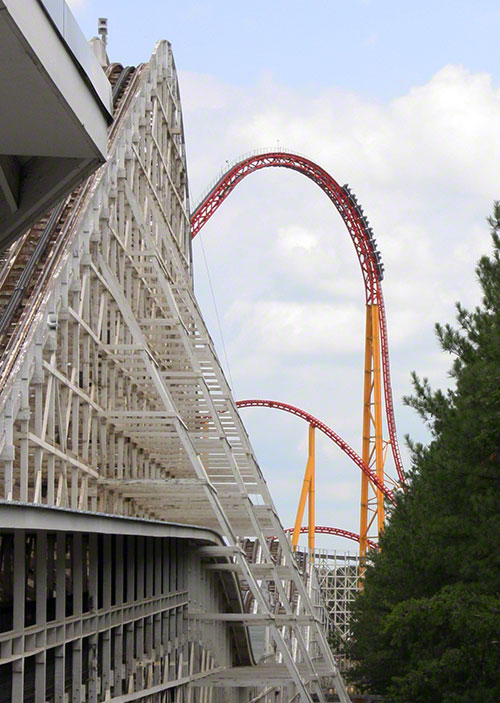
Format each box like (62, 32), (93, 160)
(346, 204), (500, 702)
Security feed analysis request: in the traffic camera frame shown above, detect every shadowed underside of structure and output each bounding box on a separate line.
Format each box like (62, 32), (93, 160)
(0, 41), (350, 703)
(0, 0), (113, 250)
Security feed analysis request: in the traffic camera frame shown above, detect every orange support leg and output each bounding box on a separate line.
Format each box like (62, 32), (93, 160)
(360, 304), (385, 562)
(292, 459), (312, 551)
(307, 425), (315, 556)
(371, 304), (385, 533)
(292, 424), (315, 553)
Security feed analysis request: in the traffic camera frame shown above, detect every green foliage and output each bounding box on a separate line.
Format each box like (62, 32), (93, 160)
(383, 586), (500, 702)
(346, 203), (500, 701)
(328, 627), (347, 658)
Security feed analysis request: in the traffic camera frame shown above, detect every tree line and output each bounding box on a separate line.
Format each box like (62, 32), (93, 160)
(346, 204), (500, 702)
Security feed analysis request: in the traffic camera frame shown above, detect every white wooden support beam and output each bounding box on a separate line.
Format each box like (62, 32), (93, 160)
(187, 614), (317, 625)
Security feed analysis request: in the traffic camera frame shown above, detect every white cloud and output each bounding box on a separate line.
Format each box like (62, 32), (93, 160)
(227, 300), (365, 356)
(183, 64), (500, 551)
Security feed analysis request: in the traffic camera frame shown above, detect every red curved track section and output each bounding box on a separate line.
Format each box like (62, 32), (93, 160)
(190, 152), (404, 484)
(236, 399), (395, 504)
(284, 525), (378, 551)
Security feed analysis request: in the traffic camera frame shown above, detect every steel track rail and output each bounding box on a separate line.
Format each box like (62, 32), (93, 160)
(0, 201), (66, 339)
(236, 398), (395, 503)
(190, 152), (405, 484)
(283, 525), (378, 550)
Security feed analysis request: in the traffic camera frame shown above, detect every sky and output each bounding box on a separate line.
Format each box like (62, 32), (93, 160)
(71, 1), (500, 550)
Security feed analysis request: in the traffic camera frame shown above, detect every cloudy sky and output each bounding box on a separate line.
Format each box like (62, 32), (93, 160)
(72, 1), (500, 550)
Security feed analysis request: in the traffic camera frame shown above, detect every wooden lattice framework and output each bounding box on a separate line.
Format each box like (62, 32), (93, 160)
(0, 41), (350, 703)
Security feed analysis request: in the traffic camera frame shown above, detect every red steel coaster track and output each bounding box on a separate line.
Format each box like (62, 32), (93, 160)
(284, 526), (378, 551)
(191, 151), (405, 556)
(235, 399), (395, 504)
(236, 398), (393, 554)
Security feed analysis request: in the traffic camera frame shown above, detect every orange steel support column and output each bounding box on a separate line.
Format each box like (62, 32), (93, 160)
(372, 304), (385, 531)
(292, 424), (315, 553)
(307, 425), (315, 556)
(360, 304), (385, 561)
(360, 306), (372, 561)
(292, 457), (311, 551)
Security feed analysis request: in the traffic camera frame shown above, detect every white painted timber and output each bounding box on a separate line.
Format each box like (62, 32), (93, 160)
(0, 39), (350, 703)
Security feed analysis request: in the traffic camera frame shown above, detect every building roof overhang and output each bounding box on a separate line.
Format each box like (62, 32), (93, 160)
(0, 0), (113, 249)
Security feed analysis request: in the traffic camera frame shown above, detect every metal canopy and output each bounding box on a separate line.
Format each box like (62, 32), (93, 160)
(0, 0), (112, 250)
(0, 500), (225, 543)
